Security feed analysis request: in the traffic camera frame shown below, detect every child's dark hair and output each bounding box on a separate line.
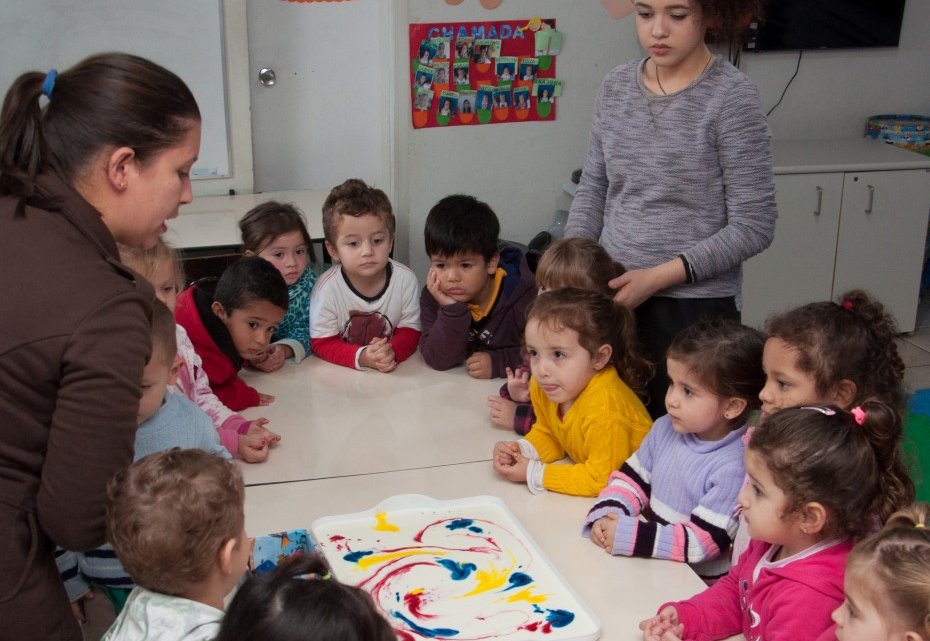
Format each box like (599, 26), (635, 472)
(107, 449), (244, 596)
(0, 53), (199, 210)
(215, 554), (396, 641)
(765, 290), (906, 412)
(239, 200), (316, 262)
(424, 194), (500, 261)
(699, 0), (764, 52)
(535, 237), (625, 297)
(667, 318), (765, 426)
(150, 299), (178, 367)
(846, 502), (930, 638)
(322, 178), (394, 244)
(527, 288), (652, 397)
(214, 255), (289, 312)
(749, 402), (915, 539)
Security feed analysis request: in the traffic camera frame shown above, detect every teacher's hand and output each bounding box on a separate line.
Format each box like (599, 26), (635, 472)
(610, 258), (687, 310)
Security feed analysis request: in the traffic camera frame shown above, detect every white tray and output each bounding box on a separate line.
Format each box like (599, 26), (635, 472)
(311, 494), (600, 641)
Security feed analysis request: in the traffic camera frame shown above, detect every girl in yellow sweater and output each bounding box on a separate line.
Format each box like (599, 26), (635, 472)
(493, 288), (652, 496)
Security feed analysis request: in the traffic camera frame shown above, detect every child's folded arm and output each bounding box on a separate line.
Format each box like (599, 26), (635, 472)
(55, 547), (90, 602)
(273, 337), (305, 363)
(582, 463), (649, 535)
(662, 564), (743, 641)
(486, 345), (525, 379)
(418, 288), (472, 370)
(311, 335), (364, 369)
(211, 376), (261, 411)
(390, 327), (421, 363)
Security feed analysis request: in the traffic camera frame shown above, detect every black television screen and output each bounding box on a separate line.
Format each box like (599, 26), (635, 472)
(745, 0), (906, 51)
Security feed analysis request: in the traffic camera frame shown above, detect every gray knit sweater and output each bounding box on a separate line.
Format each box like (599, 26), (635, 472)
(566, 56), (777, 300)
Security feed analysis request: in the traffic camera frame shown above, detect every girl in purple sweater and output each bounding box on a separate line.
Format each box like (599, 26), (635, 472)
(584, 318), (764, 582)
(641, 402), (911, 641)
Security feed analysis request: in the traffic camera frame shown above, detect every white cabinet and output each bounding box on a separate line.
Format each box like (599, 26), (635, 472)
(742, 140), (930, 333)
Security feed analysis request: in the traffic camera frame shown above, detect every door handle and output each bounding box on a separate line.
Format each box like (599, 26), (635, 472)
(865, 184), (875, 214)
(813, 186), (822, 216)
(259, 68), (276, 87)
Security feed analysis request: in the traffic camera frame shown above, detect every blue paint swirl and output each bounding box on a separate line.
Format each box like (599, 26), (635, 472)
(436, 558), (477, 580)
(504, 572), (532, 590)
(468, 526), (482, 533)
(393, 611), (459, 637)
(343, 550), (373, 563)
(546, 609), (575, 628)
(446, 518), (476, 531)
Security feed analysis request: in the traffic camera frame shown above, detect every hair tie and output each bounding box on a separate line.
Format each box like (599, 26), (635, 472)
(917, 523), (926, 529)
(42, 69), (58, 99)
(850, 406), (867, 426)
(799, 406), (836, 416)
(841, 299), (855, 311)
(297, 571), (332, 581)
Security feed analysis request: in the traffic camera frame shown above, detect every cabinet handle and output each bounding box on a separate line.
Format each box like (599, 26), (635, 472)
(865, 184), (875, 214)
(813, 186), (823, 216)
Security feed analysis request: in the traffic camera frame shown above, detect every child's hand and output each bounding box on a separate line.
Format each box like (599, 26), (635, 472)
(247, 418), (281, 445)
(360, 338), (397, 372)
(427, 268), (458, 307)
(466, 352), (492, 379)
(69, 590), (94, 623)
(639, 607), (683, 641)
(493, 440), (520, 466)
(250, 344), (286, 373)
(590, 513), (619, 551)
(505, 367), (531, 402)
(493, 450), (530, 483)
(258, 392), (275, 406)
(238, 431), (270, 463)
(487, 395), (518, 430)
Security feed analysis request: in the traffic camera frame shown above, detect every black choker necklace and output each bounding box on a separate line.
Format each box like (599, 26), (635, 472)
(654, 53), (713, 95)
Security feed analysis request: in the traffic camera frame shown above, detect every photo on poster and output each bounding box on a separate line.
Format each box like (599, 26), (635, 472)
(458, 90), (477, 115)
(476, 85), (495, 111)
(417, 40), (437, 66)
(431, 36), (451, 61)
(438, 90), (459, 117)
(414, 88), (434, 111)
(432, 62), (449, 86)
(455, 36), (474, 61)
(496, 56), (517, 83)
(493, 87), (511, 109)
(414, 65), (434, 90)
(472, 39), (501, 64)
(519, 57), (539, 82)
(535, 82), (554, 103)
(513, 87), (530, 110)
(453, 61), (470, 88)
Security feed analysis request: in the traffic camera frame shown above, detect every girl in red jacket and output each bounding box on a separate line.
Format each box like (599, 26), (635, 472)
(640, 402), (911, 641)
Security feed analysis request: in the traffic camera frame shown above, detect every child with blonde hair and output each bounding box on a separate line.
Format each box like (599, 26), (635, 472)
(240, 201), (317, 370)
(121, 241), (279, 463)
(731, 289), (914, 559)
(493, 288), (652, 497)
(585, 318), (764, 581)
(487, 237), (624, 434)
(102, 449), (248, 640)
(832, 502), (930, 641)
(641, 402), (913, 641)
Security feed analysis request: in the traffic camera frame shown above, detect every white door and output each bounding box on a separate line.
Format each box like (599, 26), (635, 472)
(833, 169), (930, 332)
(247, 0), (392, 192)
(741, 172), (843, 329)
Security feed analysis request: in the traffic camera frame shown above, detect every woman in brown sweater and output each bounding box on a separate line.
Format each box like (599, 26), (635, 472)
(0, 53), (200, 640)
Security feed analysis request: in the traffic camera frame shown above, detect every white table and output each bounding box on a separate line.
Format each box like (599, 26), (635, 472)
(237, 353), (504, 486)
(244, 460), (708, 641)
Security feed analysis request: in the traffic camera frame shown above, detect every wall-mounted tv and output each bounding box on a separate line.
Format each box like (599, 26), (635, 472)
(745, 0), (906, 52)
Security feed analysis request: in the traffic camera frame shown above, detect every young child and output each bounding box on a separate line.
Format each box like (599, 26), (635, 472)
(175, 255), (288, 410)
(584, 319), (764, 582)
(832, 502), (930, 641)
(240, 200), (318, 369)
(309, 178), (421, 371)
(214, 555), (395, 641)
(121, 241), (279, 462)
(420, 194), (537, 379)
(640, 402), (910, 641)
(493, 288), (652, 497)
(58, 301), (231, 618)
(731, 289), (915, 559)
(487, 237), (624, 434)
(101, 449), (248, 640)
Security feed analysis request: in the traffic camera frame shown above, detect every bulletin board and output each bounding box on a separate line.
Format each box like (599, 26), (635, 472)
(409, 19), (562, 129)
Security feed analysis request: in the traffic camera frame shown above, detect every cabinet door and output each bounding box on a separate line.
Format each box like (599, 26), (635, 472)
(741, 173), (843, 329)
(833, 170), (930, 333)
